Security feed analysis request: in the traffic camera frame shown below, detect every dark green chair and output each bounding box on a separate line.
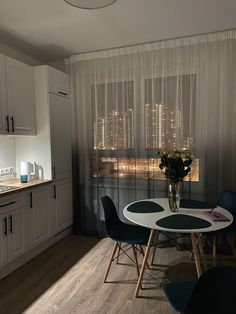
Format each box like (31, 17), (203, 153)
(164, 266), (236, 314)
(207, 191), (236, 265)
(101, 195), (150, 282)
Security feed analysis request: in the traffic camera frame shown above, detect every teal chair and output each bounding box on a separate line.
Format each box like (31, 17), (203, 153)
(164, 266), (236, 314)
(101, 196), (150, 282)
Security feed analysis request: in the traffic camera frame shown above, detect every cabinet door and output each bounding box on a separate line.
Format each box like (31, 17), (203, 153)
(0, 54), (8, 134)
(28, 186), (51, 249)
(52, 179), (73, 234)
(48, 66), (70, 97)
(7, 206), (28, 263)
(0, 214), (8, 268)
(6, 57), (36, 135)
(49, 94), (72, 180)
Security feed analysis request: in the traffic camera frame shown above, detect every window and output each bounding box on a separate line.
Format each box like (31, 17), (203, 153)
(145, 74), (196, 150)
(92, 74), (199, 181)
(92, 81), (134, 150)
(92, 157), (199, 181)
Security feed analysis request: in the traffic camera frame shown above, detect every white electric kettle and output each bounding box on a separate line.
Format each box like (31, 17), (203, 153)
(20, 161), (37, 181)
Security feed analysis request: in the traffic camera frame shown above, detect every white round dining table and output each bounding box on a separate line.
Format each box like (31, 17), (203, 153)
(123, 198), (233, 297)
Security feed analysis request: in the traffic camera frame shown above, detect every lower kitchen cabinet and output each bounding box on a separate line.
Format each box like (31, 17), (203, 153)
(28, 185), (51, 249)
(52, 178), (73, 234)
(7, 206), (28, 263)
(0, 197), (28, 268)
(0, 213), (7, 268)
(0, 181), (73, 278)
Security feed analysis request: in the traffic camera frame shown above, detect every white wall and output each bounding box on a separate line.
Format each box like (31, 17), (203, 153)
(0, 137), (15, 169)
(48, 60), (66, 73)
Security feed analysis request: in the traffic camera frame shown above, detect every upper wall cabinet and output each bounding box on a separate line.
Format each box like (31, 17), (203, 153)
(6, 57), (36, 135)
(0, 54), (36, 135)
(48, 66), (70, 97)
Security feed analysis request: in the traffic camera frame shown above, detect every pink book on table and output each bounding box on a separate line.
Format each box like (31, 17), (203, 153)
(203, 211), (230, 222)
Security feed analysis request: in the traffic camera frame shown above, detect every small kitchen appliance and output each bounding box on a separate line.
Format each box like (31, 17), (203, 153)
(20, 161), (37, 182)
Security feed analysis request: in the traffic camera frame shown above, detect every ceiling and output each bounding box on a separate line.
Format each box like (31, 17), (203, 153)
(0, 0), (236, 62)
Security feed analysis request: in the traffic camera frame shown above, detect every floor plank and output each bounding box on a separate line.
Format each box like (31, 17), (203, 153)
(0, 234), (234, 314)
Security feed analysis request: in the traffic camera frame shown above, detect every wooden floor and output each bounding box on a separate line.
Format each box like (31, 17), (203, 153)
(0, 234), (234, 314)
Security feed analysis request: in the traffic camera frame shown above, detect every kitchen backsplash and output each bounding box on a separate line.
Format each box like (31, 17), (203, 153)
(0, 137), (16, 169)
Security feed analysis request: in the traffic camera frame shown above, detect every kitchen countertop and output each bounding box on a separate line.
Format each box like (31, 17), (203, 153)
(0, 179), (53, 197)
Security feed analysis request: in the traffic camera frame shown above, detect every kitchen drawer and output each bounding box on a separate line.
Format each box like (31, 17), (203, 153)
(0, 193), (25, 214)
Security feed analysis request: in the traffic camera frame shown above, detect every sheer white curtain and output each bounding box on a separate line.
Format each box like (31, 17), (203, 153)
(67, 30), (236, 235)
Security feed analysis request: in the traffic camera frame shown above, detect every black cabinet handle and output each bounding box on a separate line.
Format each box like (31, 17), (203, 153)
(29, 192), (33, 208)
(5, 116), (9, 133)
(53, 184), (57, 199)
(0, 201), (16, 208)
(9, 215), (13, 233)
(58, 91), (68, 96)
(52, 166), (56, 180)
(3, 217), (7, 236)
(11, 116), (14, 133)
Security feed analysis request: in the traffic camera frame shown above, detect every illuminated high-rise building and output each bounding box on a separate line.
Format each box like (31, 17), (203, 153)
(145, 103), (182, 149)
(94, 109), (134, 150)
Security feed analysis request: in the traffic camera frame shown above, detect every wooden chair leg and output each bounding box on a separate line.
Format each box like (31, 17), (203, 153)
(150, 231), (158, 265)
(227, 234), (236, 258)
(189, 251), (194, 260)
(139, 245), (144, 257)
(104, 242), (119, 283)
(116, 245), (121, 264)
(212, 236), (217, 267)
(132, 245), (140, 278)
(197, 234), (207, 271)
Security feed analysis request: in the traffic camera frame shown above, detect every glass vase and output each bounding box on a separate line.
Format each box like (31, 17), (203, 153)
(168, 181), (180, 212)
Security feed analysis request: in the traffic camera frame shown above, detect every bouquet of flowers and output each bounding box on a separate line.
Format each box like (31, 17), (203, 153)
(159, 150), (195, 211)
(159, 150), (195, 182)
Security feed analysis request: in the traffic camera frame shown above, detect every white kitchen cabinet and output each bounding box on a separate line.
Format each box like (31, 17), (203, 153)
(48, 66), (70, 97)
(28, 185), (52, 250)
(6, 57), (36, 135)
(33, 65), (73, 217)
(33, 65), (72, 181)
(52, 178), (73, 234)
(0, 213), (7, 268)
(0, 54), (8, 134)
(49, 93), (72, 180)
(7, 206), (28, 263)
(0, 195), (28, 267)
(33, 66), (73, 235)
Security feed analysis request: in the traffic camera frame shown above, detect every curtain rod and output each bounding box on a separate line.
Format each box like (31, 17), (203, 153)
(65, 28), (236, 64)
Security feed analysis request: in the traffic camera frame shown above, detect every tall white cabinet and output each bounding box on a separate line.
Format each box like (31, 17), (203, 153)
(27, 185), (52, 249)
(49, 93), (72, 181)
(33, 65), (73, 235)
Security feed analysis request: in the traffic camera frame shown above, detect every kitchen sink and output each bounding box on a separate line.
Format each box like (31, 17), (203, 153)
(0, 185), (19, 193)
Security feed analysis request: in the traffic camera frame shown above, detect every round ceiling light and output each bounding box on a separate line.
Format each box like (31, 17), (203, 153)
(64, 0), (118, 9)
